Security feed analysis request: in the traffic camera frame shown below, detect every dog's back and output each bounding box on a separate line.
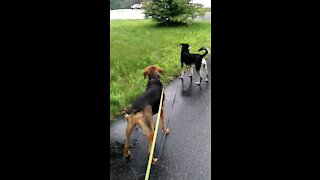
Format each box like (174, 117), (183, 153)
(129, 67), (164, 115)
(180, 44), (207, 65)
(181, 52), (203, 65)
(131, 85), (163, 115)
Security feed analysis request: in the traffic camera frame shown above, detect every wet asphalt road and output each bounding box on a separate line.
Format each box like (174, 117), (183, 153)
(110, 56), (212, 180)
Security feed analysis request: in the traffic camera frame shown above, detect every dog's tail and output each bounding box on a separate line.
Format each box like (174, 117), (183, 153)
(198, 47), (210, 58)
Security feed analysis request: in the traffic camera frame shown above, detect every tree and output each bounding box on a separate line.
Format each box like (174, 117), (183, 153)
(144, 0), (205, 25)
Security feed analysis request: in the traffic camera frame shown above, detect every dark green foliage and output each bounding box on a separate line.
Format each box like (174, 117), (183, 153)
(144, 0), (205, 25)
(110, 0), (125, 10)
(110, 0), (142, 9)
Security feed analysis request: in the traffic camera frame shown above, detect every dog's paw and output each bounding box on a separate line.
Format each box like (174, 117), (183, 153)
(124, 148), (131, 158)
(205, 78), (209, 82)
(164, 128), (170, 135)
(193, 81), (201, 85)
(152, 157), (158, 165)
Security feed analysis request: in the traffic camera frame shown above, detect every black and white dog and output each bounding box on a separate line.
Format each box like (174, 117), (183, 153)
(179, 43), (210, 85)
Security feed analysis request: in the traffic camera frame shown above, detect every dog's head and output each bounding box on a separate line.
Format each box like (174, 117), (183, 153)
(180, 43), (191, 51)
(143, 65), (164, 79)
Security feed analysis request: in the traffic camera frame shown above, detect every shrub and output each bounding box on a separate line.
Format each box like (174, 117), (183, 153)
(144, 0), (205, 25)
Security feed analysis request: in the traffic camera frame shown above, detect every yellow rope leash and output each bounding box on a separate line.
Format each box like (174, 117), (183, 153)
(144, 88), (164, 180)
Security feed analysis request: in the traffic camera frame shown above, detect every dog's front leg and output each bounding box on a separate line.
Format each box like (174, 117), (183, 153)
(147, 132), (158, 165)
(189, 65), (193, 77)
(139, 120), (158, 165)
(180, 63), (184, 79)
(160, 106), (170, 135)
(140, 107), (158, 165)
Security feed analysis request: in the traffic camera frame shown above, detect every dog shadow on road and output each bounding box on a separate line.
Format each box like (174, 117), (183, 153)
(181, 77), (195, 96)
(180, 75), (211, 97)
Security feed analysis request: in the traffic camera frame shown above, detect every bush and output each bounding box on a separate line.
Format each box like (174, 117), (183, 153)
(144, 0), (205, 25)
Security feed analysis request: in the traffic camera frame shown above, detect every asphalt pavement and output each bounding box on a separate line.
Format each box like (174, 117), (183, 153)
(110, 56), (212, 180)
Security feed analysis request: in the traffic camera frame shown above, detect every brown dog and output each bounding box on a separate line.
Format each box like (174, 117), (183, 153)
(122, 65), (170, 165)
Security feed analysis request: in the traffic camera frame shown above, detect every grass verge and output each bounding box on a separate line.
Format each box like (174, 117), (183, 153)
(202, 7), (211, 12)
(110, 19), (211, 120)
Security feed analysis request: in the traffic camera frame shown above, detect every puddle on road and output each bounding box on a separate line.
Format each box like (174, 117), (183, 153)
(110, 141), (124, 159)
(110, 139), (140, 160)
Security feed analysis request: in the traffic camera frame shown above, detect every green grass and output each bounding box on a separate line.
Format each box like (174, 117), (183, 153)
(202, 7), (211, 12)
(110, 19), (211, 120)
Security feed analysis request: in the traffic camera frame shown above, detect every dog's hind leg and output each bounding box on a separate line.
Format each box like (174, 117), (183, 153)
(124, 116), (137, 158)
(202, 58), (209, 81)
(193, 70), (202, 85)
(139, 121), (158, 165)
(193, 64), (202, 85)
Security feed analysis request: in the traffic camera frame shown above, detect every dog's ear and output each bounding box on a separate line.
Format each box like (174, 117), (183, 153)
(143, 71), (147, 79)
(156, 67), (164, 75)
(144, 66), (153, 79)
(144, 65), (163, 78)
